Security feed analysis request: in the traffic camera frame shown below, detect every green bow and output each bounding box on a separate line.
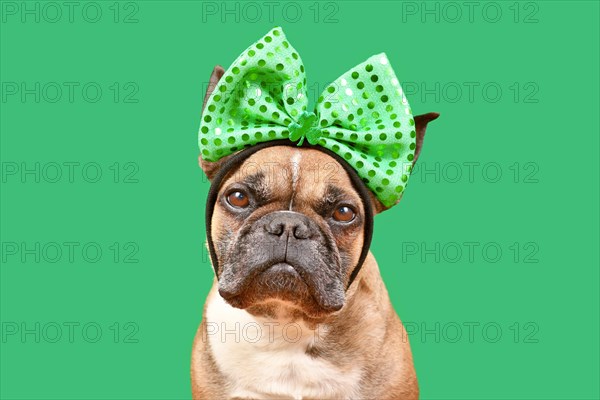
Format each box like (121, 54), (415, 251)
(199, 27), (416, 207)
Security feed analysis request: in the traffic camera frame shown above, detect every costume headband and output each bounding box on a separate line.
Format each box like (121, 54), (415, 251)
(199, 27), (416, 207)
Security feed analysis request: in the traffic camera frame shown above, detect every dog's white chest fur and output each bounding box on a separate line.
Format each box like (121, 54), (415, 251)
(205, 294), (362, 399)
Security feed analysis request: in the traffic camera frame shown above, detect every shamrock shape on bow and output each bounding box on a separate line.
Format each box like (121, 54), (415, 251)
(288, 111), (321, 146)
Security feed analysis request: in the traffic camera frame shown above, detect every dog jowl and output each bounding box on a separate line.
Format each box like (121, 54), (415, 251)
(192, 28), (439, 400)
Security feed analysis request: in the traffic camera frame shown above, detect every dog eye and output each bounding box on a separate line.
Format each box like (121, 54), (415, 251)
(226, 190), (250, 208)
(332, 205), (356, 222)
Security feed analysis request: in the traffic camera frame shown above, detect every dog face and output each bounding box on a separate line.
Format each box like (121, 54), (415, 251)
(210, 146), (367, 318)
(200, 66), (438, 319)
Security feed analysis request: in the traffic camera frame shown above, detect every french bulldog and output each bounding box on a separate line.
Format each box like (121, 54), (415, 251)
(191, 66), (439, 399)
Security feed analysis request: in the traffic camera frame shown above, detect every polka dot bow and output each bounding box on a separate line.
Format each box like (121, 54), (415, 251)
(199, 27), (417, 207)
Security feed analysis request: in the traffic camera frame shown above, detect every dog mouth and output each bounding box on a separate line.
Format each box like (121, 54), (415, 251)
(218, 261), (308, 298)
(218, 260), (344, 313)
(263, 262), (300, 276)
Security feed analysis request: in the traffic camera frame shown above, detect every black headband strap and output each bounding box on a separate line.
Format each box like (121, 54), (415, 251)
(204, 140), (374, 290)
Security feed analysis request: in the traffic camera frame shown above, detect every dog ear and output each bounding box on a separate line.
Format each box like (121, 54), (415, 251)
(202, 65), (225, 112)
(413, 112), (440, 166)
(200, 65), (227, 181)
(370, 112), (440, 213)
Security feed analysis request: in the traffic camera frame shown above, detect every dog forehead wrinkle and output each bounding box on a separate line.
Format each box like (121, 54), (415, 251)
(242, 171), (264, 186)
(241, 171), (270, 201)
(325, 185), (346, 202)
(314, 184), (347, 215)
(289, 150), (302, 210)
(290, 150), (302, 189)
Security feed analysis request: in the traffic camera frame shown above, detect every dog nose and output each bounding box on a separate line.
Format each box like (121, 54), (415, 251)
(264, 211), (312, 240)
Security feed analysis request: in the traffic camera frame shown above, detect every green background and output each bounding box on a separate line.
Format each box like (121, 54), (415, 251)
(1, 1), (598, 399)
